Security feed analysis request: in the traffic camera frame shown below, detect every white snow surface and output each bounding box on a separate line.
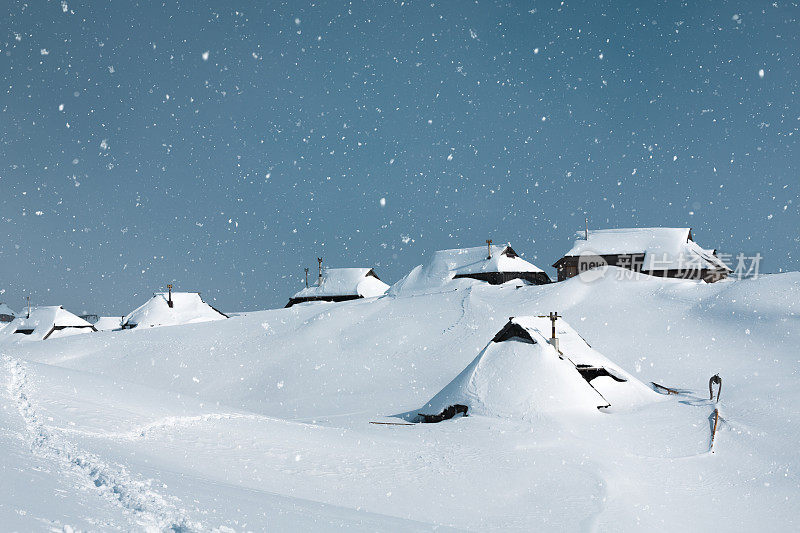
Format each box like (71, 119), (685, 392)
(122, 292), (227, 329)
(0, 306), (95, 342)
(564, 227), (731, 271)
(93, 316), (124, 331)
(390, 244), (544, 295)
(291, 267), (390, 299)
(1, 268), (799, 530)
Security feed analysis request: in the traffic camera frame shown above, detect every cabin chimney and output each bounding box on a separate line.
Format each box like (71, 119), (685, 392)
(585, 217), (589, 240)
(304, 268), (309, 288)
(167, 284), (173, 308)
(317, 257), (323, 285)
(486, 239), (493, 260)
(538, 311), (562, 352)
(549, 311), (561, 352)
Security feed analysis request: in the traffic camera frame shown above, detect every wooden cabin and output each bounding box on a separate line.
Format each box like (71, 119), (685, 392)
(552, 227), (731, 283)
(0, 303), (16, 323)
(7, 306), (96, 340)
(434, 244), (551, 285)
(286, 268), (390, 307)
(122, 292), (228, 329)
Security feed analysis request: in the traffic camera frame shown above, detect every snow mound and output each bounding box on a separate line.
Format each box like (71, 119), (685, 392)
(94, 316), (124, 331)
(122, 292), (227, 329)
(390, 244), (548, 295)
(418, 316), (656, 420)
(0, 306), (96, 342)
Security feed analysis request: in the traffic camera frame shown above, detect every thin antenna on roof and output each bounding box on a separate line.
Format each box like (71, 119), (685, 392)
(317, 257), (323, 285)
(167, 284), (173, 308)
(486, 239), (493, 260)
(304, 268), (309, 288)
(26, 296), (30, 319)
(585, 217), (589, 240)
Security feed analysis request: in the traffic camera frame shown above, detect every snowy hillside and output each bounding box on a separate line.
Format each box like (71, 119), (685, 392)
(2, 271), (799, 531)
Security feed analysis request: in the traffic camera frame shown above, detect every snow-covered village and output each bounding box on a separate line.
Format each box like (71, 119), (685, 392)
(2, 2), (799, 532)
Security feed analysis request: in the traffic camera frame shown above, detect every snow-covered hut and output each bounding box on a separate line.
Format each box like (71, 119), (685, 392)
(390, 244), (550, 295)
(2, 306), (96, 341)
(0, 303), (16, 323)
(286, 268), (390, 308)
(122, 292), (228, 329)
(415, 316), (655, 421)
(552, 228), (731, 283)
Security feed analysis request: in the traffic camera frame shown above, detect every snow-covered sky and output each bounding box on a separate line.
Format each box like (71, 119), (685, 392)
(1, 1), (797, 314)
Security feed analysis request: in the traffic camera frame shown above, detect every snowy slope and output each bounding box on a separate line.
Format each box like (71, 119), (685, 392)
(1, 269), (799, 530)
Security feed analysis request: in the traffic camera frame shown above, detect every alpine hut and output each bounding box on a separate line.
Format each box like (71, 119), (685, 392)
(122, 291), (228, 329)
(286, 268), (390, 308)
(1, 306), (96, 341)
(414, 315), (655, 422)
(552, 228), (731, 283)
(390, 243), (550, 295)
(0, 303), (16, 323)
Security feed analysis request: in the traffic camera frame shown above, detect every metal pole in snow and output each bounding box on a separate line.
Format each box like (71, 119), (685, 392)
(167, 284), (173, 308)
(317, 258), (323, 284)
(26, 296), (30, 319)
(304, 268), (309, 288)
(538, 312), (562, 351)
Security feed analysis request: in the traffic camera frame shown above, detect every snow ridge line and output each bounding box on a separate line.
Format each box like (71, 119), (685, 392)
(2, 356), (202, 533)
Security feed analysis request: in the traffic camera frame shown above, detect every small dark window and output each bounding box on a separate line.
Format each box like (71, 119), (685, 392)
(14, 329), (35, 335)
(575, 365), (627, 383)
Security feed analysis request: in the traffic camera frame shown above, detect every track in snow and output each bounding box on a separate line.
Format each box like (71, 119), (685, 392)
(2, 356), (205, 532)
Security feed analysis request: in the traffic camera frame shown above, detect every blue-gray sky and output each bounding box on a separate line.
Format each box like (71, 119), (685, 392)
(1, 1), (798, 314)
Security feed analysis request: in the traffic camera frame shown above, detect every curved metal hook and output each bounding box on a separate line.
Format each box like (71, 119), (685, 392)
(709, 374), (722, 403)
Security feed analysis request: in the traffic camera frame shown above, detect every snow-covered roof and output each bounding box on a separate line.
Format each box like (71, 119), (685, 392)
(0, 303), (17, 318)
(510, 316), (655, 407)
(291, 268), (389, 299)
(390, 244), (546, 294)
(123, 292), (228, 329)
(0, 306), (96, 342)
(434, 245), (545, 276)
(418, 316), (655, 419)
(559, 228), (730, 272)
